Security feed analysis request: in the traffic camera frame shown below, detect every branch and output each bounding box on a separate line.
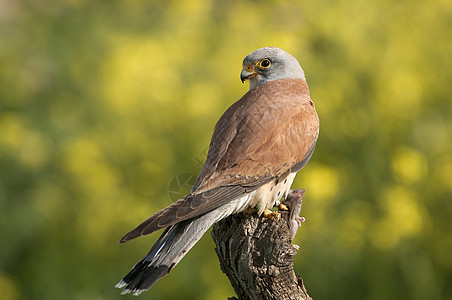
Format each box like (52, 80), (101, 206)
(211, 189), (312, 300)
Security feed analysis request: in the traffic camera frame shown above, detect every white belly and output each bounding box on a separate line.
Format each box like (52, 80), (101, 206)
(248, 172), (297, 215)
(213, 172), (297, 221)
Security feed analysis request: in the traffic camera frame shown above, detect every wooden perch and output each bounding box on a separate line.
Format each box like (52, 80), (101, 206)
(211, 189), (312, 300)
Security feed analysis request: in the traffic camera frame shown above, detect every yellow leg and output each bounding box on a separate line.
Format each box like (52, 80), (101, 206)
(278, 203), (288, 211)
(263, 209), (281, 221)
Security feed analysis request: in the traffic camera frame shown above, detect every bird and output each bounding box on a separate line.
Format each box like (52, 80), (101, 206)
(115, 47), (320, 295)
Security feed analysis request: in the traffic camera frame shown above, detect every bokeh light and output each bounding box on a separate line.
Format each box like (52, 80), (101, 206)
(1, 0), (451, 299)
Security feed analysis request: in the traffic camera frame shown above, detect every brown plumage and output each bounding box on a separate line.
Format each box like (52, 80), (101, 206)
(116, 47), (319, 295)
(119, 78), (319, 244)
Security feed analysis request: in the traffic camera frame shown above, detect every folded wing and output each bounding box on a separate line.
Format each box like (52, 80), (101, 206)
(119, 79), (319, 244)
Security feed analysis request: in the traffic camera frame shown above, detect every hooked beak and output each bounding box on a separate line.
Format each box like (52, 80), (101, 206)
(240, 66), (257, 83)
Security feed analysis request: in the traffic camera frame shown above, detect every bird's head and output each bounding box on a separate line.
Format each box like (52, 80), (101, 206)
(240, 47), (306, 90)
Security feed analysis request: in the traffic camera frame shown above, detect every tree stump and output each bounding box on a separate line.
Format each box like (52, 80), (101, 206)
(211, 189), (312, 300)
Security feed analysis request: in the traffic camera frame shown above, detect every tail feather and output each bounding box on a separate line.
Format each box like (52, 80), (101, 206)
(116, 209), (224, 295)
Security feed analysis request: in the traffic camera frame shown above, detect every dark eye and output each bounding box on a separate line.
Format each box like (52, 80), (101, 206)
(258, 59), (271, 69)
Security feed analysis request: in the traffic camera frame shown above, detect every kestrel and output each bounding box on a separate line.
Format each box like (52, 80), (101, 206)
(116, 47), (319, 295)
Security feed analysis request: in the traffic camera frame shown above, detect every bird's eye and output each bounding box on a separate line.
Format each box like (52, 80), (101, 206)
(258, 59), (271, 69)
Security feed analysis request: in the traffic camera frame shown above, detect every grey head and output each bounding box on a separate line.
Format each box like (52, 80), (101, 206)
(240, 47), (306, 90)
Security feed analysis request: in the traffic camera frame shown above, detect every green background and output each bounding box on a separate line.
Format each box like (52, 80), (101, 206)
(1, 0), (451, 299)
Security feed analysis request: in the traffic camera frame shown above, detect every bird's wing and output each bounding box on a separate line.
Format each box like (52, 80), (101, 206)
(119, 79), (319, 243)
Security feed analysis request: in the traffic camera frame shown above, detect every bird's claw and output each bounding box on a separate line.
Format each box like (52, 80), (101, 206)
(263, 209), (281, 221)
(292, 244), (300, 250)
(279, 203), (288, 211)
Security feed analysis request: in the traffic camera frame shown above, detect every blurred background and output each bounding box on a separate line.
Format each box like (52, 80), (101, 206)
(0, 0), (451, 299)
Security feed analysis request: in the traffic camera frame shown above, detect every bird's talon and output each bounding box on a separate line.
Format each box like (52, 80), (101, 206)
(279, 203), (288, 211)
(263, 209), (280, 220)
(262, 209), (272, 218)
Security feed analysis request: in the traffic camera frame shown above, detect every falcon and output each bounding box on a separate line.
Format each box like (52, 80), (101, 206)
(116, 47), (319, 295)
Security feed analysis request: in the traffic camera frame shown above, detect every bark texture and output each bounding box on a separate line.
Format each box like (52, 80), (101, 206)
(211, 189), (312, 300)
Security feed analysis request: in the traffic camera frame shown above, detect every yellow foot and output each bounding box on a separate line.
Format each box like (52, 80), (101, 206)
(245, 207), (258, 214)
(278, 203), (288, 211)
(263, 209), (281, 221)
